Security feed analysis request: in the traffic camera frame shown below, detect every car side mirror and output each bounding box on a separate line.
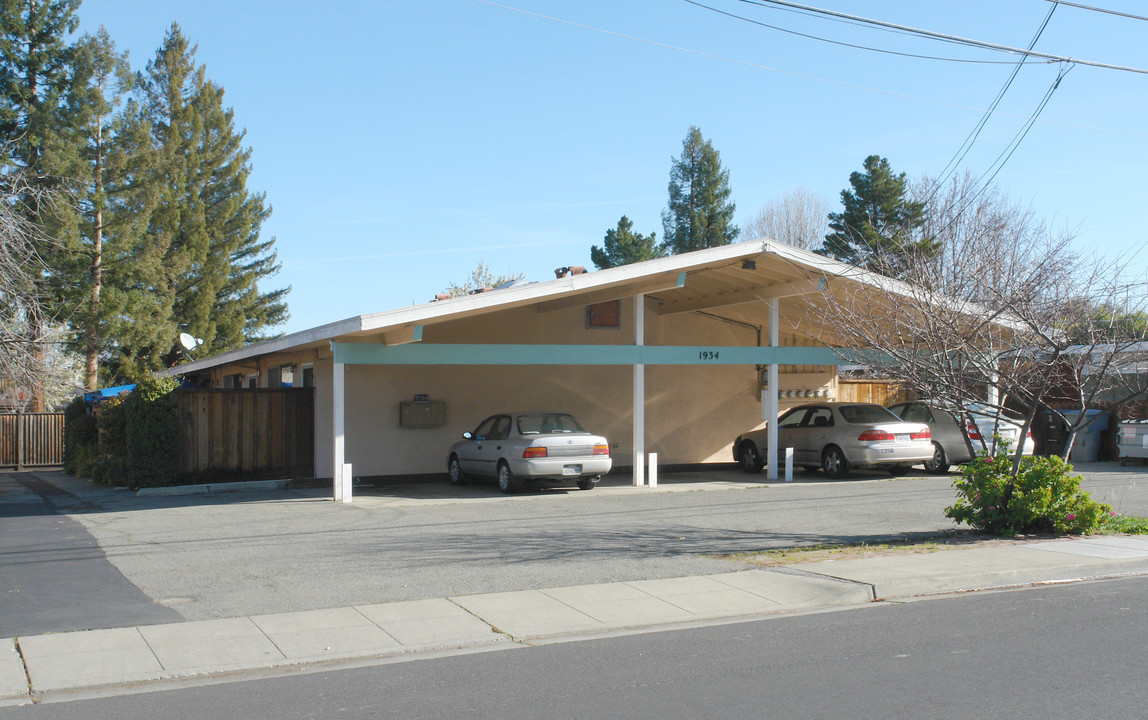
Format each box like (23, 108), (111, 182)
(462, 431), (473, 440)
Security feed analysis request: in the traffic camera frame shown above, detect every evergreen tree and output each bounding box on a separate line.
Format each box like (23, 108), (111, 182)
(660, 126), (737, 255)
(124, 24), (286, 375)
(819, 155), (934, 276)
(0, 0), (80, 172)
(590, 215), (663, 269)
(37, 27), (149, 389)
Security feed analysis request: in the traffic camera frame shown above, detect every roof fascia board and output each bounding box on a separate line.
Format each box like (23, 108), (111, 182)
(162, 315), (366, 376)
(331, 341), (863, 366)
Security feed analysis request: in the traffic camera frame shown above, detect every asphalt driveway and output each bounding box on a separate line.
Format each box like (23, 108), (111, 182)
(2, 462), (1145, 636)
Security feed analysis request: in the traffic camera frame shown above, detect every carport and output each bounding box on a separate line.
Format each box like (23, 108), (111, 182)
(171, 240), (900, 501)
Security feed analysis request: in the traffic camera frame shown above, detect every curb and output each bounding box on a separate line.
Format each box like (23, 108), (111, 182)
(136, 479), (291, 497)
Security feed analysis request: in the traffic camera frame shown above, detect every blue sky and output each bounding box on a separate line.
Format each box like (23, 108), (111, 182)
(75, 0), (1148, 335)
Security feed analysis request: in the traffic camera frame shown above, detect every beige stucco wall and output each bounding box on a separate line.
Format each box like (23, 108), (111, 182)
(317, 297), (832, 479)
(202, 295), (840, 480)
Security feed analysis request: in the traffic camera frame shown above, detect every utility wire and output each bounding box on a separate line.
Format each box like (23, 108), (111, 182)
(1044, 0), (1148, 22)
(937, 63), (1076, 238)
(927, 4), (1058, 201)
(737, 0), (1148, 74)
(473, 0), (1148, 138)
(683, 0), (1041, 65)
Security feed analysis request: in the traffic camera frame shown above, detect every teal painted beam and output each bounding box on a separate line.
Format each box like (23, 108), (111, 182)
(331, 343), (868, 366)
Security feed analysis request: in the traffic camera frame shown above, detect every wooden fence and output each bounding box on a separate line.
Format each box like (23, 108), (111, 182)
(175, 388), (314, 479)
(0, 412), (66, 469)
(838, 380), (911, 406)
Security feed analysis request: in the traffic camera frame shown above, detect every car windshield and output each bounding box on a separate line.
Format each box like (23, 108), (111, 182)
(838, 405), (901, 424)
(518, 414), (587, 435)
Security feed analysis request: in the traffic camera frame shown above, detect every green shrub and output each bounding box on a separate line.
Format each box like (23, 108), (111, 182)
(63, 396), (97, 475)
(123, 375), (181, 489)
(945, 454), (1111, 536)
(91, 397), (129, 485)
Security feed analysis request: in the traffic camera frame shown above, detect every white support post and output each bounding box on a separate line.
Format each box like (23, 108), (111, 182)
(633, 293), (646, 487)
(341, 463), (353, 504)
(648, 453), (658, 487)
(784, 447), (794, 483)
(333, 361), (347, 502)
(765, 298), (779, 481)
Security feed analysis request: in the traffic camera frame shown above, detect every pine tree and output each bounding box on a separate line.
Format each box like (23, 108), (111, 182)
(37, 27), (149, 389)
(126, 24), (286, 374)
(0, 0), (80, 172)
(660, 126), (738, 255)
(590, 216), (663, 269)
(819, 155), (934, 276)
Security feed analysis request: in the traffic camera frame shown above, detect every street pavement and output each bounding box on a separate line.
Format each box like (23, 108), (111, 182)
(2, 465), (1148, 705)
(3, 534), (1148, 705)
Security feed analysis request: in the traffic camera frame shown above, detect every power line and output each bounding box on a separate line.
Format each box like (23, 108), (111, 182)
(937, 63), (1076, 238)
(927, 4), (1058, 200)
(682, 0), (1042, 65)
(473, 0), (1148, 139)
(737, 0), (1148, 74)
(1044, 0), (1148, 22)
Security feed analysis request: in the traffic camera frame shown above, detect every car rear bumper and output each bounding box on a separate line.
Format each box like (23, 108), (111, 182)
(507, 457), (613, 479)
(847, 442), (935, 467)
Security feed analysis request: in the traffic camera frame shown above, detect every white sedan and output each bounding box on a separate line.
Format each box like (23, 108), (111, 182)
(734, 403), (934, 478)
(447, 412), (612, 493)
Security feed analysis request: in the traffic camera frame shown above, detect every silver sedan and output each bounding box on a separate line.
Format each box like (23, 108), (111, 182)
(733, 403), (934, 478)
(447, 412), (612, 493)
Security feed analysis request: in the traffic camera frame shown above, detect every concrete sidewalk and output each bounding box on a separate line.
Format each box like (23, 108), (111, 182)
(4, 535), (1148, 705)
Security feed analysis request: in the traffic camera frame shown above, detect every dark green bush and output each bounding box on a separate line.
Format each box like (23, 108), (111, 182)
(946, 453), (1111, 536)
(63, 396), (97, 475)
(123, 375), (181, 489)
(90, 397), (129, 485)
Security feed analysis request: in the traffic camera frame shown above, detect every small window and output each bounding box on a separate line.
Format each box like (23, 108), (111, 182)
(587, 300), (620, 329)
(301, 364), (314, 388)
(247, 373), (258, 388)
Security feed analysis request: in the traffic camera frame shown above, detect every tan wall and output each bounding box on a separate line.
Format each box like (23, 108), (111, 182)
(209, 297), (842, 479)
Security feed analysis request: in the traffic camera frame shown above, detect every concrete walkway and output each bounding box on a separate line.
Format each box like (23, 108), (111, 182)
(4, 534), (1148, 705)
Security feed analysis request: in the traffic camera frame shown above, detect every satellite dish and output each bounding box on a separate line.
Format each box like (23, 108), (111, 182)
(179, 333), (200, 351)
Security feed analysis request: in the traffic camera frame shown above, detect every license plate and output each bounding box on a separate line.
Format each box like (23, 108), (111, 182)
(563, 465), (582, 475)
(895, 434), (910, 442)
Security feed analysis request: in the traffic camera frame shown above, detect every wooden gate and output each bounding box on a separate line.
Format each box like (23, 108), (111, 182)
(837, 380), (911, 405)
(175, 388), (314, 479)
(0, 412), (66, 469)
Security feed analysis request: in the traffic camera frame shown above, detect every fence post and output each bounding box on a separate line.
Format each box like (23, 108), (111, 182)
(15, 410), (23, 472)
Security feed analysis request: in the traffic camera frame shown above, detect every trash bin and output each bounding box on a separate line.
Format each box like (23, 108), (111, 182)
(1119, 420), (1148, 463)
(1062, 410), (1109, 462)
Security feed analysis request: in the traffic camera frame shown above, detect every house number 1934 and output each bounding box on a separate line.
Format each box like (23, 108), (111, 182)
(698, 350), (720, 360)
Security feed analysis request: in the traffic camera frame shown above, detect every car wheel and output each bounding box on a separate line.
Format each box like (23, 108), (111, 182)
(924, 443), (950, 474)
(821, 445), (850, 479)
(497, 462), (520, 494)
(887, 465), (911, 477)
(448, 455), (466, 485)
(577, 478), (595, 490)
(738, 441), (765, 473)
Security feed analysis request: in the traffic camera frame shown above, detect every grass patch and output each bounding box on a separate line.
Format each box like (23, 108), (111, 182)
(1099, 515), (1148, 535)
(714, 532), (997, 566)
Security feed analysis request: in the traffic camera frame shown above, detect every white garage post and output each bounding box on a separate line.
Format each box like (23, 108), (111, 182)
(633, 293), (645, 487)
(333, 361), (351, 503)
(765, 298), (780, 481)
